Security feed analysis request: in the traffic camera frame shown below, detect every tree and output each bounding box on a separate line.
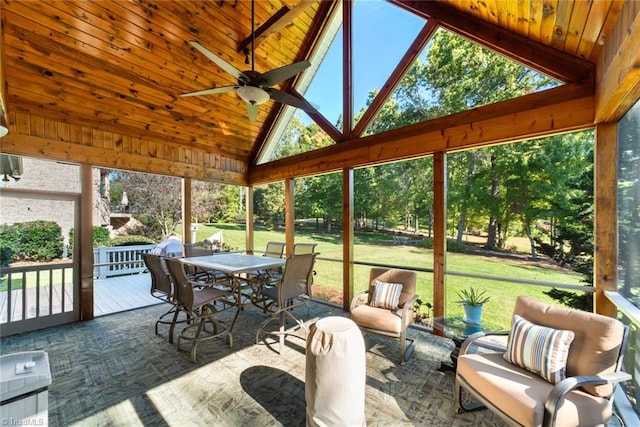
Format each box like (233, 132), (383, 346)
(110, 171), (182, 240)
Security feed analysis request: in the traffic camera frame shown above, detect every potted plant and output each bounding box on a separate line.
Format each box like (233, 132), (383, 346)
(413, 298), (433, 327)
(456, 287), (490, 324)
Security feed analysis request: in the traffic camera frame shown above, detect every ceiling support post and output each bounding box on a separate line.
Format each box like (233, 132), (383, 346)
(594, 123), (618, 317)
(433, 151), (446, 320)
(285, 178), (295, 258)
(343, 167), (354, 312)
(245, 185), (254, 254)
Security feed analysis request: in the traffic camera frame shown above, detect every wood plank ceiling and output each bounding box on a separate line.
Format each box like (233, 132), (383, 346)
(0, 0), (626, 184)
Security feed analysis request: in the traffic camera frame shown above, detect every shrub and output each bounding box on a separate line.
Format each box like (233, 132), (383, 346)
(5, 221), (64, 261)
(0, 224), (20, 265)
(68, 226), (112, 253)
(110, 235), (155, 246)
(0, 247), (13, 267)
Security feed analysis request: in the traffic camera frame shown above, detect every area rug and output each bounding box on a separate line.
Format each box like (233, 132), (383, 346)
(1, 301), (508, 426)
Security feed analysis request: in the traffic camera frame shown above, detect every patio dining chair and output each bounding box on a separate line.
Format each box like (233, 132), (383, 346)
(247, 241), (287, 292)
(141, 252), (187, 343)
(183, 241), (231, 286)
(455, 296), (631, 427)
(164, 258), (235, 362)
(254, 253), (318, 354)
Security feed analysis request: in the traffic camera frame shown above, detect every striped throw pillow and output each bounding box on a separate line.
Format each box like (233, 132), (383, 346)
(504, 314), (575, 384)
(371, 280), (403, 310)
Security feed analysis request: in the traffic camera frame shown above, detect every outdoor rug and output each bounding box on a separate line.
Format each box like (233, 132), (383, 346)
(0, 301), (511, 426)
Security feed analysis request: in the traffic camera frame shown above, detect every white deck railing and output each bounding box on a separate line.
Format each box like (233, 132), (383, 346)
(93, 244), (156, 279)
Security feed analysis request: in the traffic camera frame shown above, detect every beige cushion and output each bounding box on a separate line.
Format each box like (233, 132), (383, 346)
(504, 314), (574, 384)
(350, 304), (410, 334)
(371, 280), (403, 309)
(514, 296), (624, 397)
(458, 352), (612, 427)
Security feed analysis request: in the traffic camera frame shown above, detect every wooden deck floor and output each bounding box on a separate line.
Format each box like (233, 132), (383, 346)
(0, 273), (160, 323)
(94, 273), (160, 316)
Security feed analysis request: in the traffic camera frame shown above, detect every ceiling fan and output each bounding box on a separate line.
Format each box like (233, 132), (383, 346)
(180, 0), (314, 122)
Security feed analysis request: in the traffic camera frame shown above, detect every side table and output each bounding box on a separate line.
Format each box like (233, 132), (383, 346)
(432, 316), (504, 373)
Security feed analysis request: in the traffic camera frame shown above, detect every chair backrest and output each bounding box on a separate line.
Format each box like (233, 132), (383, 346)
(278, 253), (318, 305)
(184, 242), (213, 257)
(264, 242), (286, 258)
(164, 258), (194, 309)
(142, 253), (173, 299)
(368, 268), (416, 308)
(513, 296), (626, 397)
(293, 243), (317, 255)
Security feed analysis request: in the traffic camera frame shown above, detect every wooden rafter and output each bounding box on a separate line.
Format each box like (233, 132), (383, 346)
(249, 82), (594, 184)
(342, 0), (353, 135)
(350, 19), (438, 139)
(237, 1), (316, 53)
(391, 0), (595, 84)
(250, 0), (341, 164)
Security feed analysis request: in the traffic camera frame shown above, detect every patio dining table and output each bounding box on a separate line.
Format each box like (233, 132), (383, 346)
(180, 253), (286, 333)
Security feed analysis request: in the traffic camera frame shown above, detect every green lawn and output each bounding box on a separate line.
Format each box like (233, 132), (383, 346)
(184, 223), (587, 329)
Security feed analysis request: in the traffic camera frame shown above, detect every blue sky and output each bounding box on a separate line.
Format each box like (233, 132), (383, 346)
(302, 1), (426, 126)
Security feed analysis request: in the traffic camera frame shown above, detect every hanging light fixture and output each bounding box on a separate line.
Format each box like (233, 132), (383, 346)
(236, 86), (270, 105)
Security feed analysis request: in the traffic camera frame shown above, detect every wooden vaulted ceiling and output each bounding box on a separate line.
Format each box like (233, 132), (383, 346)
(0, 0), (637, 186)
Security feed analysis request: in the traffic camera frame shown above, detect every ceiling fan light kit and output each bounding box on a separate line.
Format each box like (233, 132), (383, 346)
(237, 86), (270, 105)
(180, 0), (314, 122)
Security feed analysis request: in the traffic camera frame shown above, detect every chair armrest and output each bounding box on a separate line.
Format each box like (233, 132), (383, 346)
(350, 290), (369, 311)
(544, 371), (631, 427)
(400, 295), (419, 322)
(459, 330), (509, 355)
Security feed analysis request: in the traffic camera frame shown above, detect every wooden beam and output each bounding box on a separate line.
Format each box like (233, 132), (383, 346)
(182, 178), (192, 246)
(342, 0), (353, 135)
(0, 13), (8, 131)
(391, 0), (595, 84)
(237, 2), (316, 52)
(594, 123), (617, 317)
(292, 88), (343, 142)
(595, 1), (640, 123)
(250, 0), (341, 164)
(249, 83), (594, 184)
(432, 152), (445, 319)
(342, 167), (354, 311)
(245, 186), (254, 254)
(1, 133), (247, 185)
(351, 20), (438, 139)
(285, 178), (295, 258)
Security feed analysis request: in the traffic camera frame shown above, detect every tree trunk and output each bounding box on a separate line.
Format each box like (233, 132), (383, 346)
(485, 152), (500, 250)
(525, 222), (538, 260)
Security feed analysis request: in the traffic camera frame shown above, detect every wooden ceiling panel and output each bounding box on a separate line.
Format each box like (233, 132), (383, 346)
(0, 0), (629, 183)
(2, 0), (322, 166)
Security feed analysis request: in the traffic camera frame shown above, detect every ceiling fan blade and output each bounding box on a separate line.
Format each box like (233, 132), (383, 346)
(260, 61), (311, 86)
(246, 103), (260, 123)
(180, 85), (237, 97)
(267, 89), (316, 113)
(189, 41), (245, 80)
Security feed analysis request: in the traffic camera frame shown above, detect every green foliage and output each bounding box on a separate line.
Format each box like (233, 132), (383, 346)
(456, 287), (491, 306)
(413, 297), (433, 324)
(543, 288), (593, 312)
(0, 247), (13, 267)
(0, 224), (19, 265)
(0, 221), (63, 262)
(110, 235), (155, 246)
(68, 226), (111, 253)
(419, 237), (467, 254)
